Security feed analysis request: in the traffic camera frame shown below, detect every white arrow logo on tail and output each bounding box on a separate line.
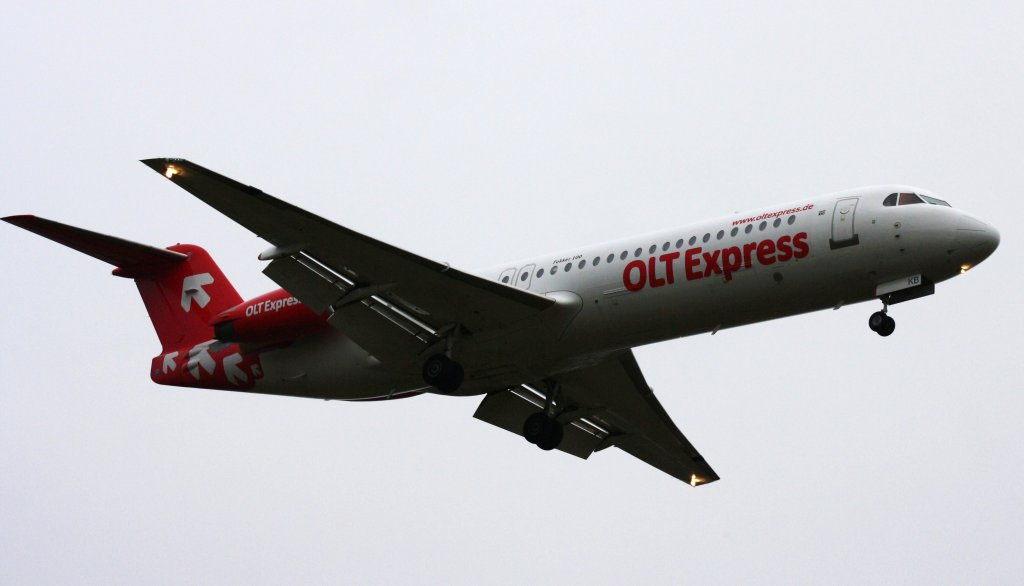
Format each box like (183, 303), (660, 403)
(181, 273), (214, 312)
(223, 353), (248, 385)
(186, 343), (216, 379)
(162, 351), (179, 374)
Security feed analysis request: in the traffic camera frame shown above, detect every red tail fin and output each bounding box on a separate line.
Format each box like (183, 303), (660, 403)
(131, 244), (242, 351)
(4, 215), (242, 352)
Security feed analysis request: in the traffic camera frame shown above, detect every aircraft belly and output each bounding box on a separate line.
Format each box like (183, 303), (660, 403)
(563, 278), (722, 351)
(253, 329), (423, 400)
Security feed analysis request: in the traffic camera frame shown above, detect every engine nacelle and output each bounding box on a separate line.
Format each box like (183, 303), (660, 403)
(211, 289), (327, 345)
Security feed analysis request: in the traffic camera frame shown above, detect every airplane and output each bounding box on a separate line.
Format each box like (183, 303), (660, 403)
(3, 159), (1000, 486)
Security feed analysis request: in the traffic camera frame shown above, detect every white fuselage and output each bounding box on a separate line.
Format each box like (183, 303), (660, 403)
(252, 185), (999, 400)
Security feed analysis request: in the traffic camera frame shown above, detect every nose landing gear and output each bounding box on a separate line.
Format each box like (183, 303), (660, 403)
(868, 306), (896, 337)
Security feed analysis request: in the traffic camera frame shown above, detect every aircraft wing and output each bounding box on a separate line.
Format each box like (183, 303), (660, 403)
(474, 350), (719, 486)
(141, 158), (554, 364)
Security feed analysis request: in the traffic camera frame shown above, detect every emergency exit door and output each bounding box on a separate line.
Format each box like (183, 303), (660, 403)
(514, 264), (536, 289)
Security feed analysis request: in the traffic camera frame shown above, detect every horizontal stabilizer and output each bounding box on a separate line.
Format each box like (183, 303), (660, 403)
(3, 215), (186, 277)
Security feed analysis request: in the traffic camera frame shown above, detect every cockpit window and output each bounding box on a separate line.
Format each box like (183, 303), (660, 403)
(885, 192), (951, 207)
(920, 194), (951, 207)
(898, 193), (924, 205)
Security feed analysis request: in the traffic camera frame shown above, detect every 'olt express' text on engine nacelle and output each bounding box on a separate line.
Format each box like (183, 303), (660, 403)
(623, 232), (810, 291)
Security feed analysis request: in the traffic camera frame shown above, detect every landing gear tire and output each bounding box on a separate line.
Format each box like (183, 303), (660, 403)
(877, 315), (896, 337)
(522, 412), (564, 451)
(523, 412), (547, 444)
(422, 354), (464, 393)
(868, 311), (885, 332)
(868, 311), (895, 337)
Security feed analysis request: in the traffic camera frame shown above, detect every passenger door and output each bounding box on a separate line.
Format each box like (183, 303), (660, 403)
(830, 197), (860, 249)
(498, 267), (517, 285)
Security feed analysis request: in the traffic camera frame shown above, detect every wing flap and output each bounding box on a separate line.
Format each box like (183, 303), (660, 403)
(474, 390), (600, 459)
(327, 303), (428, 365)
(262, 256), (349, 313)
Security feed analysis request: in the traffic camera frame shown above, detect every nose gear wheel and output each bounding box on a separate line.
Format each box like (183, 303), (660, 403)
(868, 308), (896, 337)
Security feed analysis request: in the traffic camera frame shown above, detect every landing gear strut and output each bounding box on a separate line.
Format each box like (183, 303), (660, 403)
(868, 306), (896, 337)
(422, 354), (464, 393)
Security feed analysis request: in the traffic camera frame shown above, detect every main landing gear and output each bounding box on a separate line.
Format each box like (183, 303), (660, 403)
(422, 354), (464, 393)
(522, 382), (565, 451)
(868, 306), (896, 337)
(523, 412), (564, 451)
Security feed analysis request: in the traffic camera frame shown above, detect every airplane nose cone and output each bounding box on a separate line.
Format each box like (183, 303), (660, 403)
(953, 214), (1000, 267)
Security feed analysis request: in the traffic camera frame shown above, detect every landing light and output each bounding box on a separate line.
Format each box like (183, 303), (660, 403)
(164, 165), (180, 179)
(960, 264), (972, 274)
(690, 474), (703, 487)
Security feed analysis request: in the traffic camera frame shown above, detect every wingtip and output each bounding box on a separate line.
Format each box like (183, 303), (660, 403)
(3, 214), (39, 225)
(141, 157), (177, 169)
(141, 158), (191, 179)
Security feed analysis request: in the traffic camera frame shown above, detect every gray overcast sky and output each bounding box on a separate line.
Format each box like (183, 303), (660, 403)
(2, 2), (1022, 584)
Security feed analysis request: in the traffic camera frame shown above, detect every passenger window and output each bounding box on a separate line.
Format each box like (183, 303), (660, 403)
(759, 221), (767, 231)
(649, 244), (657, 254)
(787, 215), (795, 225)
(634, 248), (642, 257)
(564, 263), (572, 272)
(689, 236), (697, 246)
(716, 230), (724, 240)
(592, 257), (600, 266)
(883, 193), (898, 207)
(551, 266), (558, 274)
(520, 272), (528, 281)
(898, 193), (924, 205)
(536, 268), (544, 278)
(675, 238), (684, 249)
(745, 224), (753, 234)
(607, 253), (614, 263)
(773, 218), (781, 228)
(730, 227), (738, 237)
(578, 260), (586, 269)
(702, 233), (710, 243)
(620, 251), (628, 260)
(501, 276), (510, 283)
